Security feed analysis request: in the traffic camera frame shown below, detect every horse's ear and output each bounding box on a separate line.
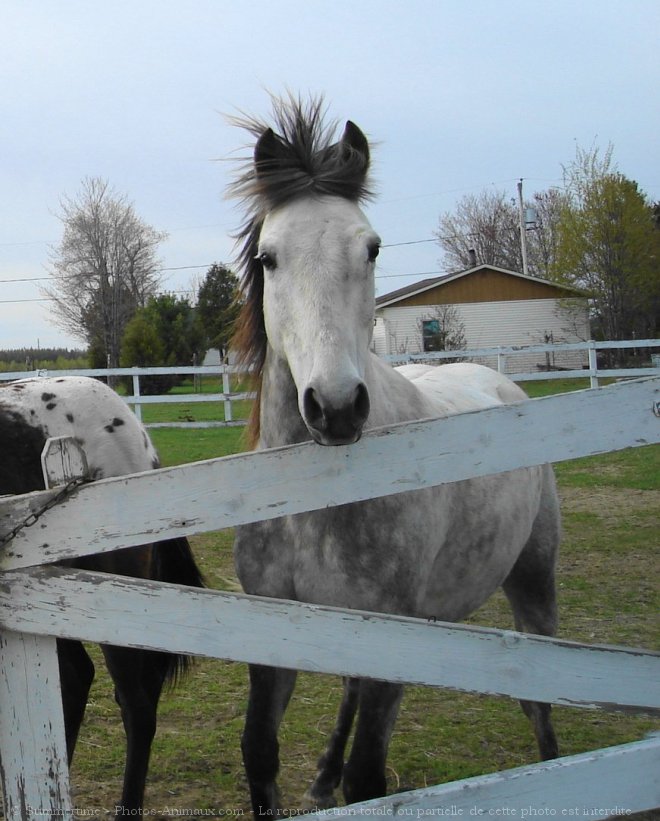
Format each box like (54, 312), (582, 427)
(340, 120), (370, 170)
(254, 128), (286, 175)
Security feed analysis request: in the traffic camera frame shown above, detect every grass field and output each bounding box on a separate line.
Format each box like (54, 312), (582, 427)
(65, 379), (658, 817)
(132, 376), (253, 427)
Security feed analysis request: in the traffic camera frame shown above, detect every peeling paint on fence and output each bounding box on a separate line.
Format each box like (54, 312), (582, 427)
(0, 377), (659, 819)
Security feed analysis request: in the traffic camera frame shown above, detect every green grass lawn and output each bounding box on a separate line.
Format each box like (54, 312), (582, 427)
(67, 378), (659, 817)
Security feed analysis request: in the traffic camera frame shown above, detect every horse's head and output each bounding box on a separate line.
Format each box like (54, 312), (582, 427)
(242, 110), (379, 445)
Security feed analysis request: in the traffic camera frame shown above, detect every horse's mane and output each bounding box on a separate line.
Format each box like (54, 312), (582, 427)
(228, 95), (374, 445)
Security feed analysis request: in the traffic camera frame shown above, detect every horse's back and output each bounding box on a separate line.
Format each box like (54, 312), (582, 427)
(389, 360), (560, 619)
(0, 376), (158, 479)
(395, 361), (527, 413)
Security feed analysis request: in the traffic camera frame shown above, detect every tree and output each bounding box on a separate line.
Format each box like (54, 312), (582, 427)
(436, 189), (520, 272)
(120, 294), (204, 393)
(552, 144), (660, 342)
(527, 188), (565, 279)
(119, 314), (166, 367)
(195, 263), (240, 357)
(435, 188), (562, 278)
(44, 177), (166, 367)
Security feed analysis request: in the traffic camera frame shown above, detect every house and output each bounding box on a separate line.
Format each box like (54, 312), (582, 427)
(372, 264), (590, 372)
(202, 348), (239, 366)
(202, 348), (223, 366)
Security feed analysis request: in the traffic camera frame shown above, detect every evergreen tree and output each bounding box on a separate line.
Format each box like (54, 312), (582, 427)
(196, 264), (240, 357)
(120, 294), (203, 393)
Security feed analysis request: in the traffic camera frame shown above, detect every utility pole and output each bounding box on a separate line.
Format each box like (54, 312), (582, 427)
(517, 179), (529, 278)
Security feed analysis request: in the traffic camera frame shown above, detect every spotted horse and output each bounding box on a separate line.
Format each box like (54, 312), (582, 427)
(0, 375), (205, 813)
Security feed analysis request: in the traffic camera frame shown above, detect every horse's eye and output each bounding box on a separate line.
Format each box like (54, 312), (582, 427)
(256, 251), (277, 271)
(367, 243), (380, 263)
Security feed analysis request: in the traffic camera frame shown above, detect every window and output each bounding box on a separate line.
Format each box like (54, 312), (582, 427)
(422, 319), (444, 352)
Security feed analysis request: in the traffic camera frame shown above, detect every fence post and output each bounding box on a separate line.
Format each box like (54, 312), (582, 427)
(497, 348), (506, 373)
(222, 368), (232, 423)
(132, 369), (142, 422)
(0, 631), (72, 821)
(588, 341), (599, 388)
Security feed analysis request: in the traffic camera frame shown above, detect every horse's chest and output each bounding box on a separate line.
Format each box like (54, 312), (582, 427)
(289, 498), (441, 614)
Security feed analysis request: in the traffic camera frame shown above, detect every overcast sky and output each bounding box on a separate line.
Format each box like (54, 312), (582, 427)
(1, 0), (658, 351)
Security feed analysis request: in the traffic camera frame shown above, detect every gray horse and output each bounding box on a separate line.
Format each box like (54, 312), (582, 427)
(229, 95), (561, 814)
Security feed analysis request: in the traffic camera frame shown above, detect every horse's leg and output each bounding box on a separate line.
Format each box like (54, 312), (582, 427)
(503, 478), (560, 760)
(242, 663), (298, 817)
(58, 639), (95, 763)
(101, 645), (170, 813)
(304, 677), (360, 809)
(342, 680), (404, 805)
(503, 568), (559, 759)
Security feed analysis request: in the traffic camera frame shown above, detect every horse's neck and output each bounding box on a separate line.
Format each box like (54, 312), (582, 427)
(362, 353), (443, 427)
(258, 348), (310, 448)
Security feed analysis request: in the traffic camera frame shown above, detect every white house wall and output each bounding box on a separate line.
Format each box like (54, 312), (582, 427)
(374, 299), (590, 372)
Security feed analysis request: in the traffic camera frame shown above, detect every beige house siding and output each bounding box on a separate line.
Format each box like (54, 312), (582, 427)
(373, 298), (590, 372)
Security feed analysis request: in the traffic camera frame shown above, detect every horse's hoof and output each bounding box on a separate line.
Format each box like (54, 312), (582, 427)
(301, 789), (337, 812)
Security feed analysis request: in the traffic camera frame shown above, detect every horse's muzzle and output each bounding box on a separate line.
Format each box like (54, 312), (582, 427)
(302, 381), (370, 445)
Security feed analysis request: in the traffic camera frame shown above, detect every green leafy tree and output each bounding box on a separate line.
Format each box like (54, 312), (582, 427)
(120, 315), (166, 366)
(195, 264), (240, 357)
(120, 294), (204, 393)
(552, 144), (660, 343)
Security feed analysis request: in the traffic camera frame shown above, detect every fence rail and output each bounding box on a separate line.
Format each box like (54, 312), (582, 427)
(0, 376), (659, 818)
(3, 377), (658, 570)
(387, 337), (660, 388)
(0, 364), (252, 428)
(1, 339), (658, 428)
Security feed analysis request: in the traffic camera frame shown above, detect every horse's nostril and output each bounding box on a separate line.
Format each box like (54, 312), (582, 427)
(353, 382), (370, 424)
(303, 386), (325, 430)
(302, 381), (370, 444)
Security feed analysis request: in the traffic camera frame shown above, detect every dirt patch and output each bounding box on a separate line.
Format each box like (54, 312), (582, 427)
(559, 485), (660, 521)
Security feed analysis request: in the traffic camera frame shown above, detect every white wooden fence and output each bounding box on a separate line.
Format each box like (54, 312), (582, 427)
(0, 365), (250, 428)
(388, 337), (660, 388)
(1, 338), (658, 429)
(0, 377), (659, 819)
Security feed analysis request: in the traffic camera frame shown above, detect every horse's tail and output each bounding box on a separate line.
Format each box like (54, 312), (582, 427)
(152, 536), (206, 684)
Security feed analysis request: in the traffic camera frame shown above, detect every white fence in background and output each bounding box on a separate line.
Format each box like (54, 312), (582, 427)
(0, 376), (659, 819)
(387, 337), (660, 388)
(0, 365), (252, 428)
(0, 339), (658, 428)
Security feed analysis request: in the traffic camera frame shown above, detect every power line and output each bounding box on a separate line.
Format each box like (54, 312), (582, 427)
(382, 239), (437, 248)
(0, 297), (53, 304)
(0, 238), (446, 285)
(0, 269), (446, 304)
(0, 276), (50, 283)
(0, 233), (452, 300)
(0, 264), (217, 285)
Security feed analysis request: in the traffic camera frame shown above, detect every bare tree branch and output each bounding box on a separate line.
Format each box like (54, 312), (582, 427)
(43, 177), (166, 366)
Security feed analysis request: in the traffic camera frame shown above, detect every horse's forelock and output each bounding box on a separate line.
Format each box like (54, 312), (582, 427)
(228, 94), (373, 218)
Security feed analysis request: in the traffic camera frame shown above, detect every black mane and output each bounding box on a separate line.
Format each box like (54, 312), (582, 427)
(228, 95), (374, 444)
